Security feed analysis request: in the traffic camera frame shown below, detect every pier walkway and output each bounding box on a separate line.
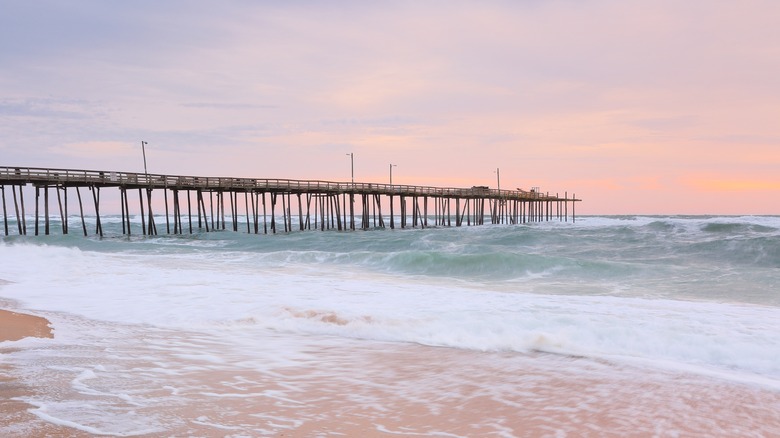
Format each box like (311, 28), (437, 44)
(1, 166), (580, 237)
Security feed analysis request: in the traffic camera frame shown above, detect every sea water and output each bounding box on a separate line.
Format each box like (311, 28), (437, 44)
(2, 215), (779, 436)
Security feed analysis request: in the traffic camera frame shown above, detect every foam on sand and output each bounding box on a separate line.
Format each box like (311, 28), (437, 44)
(1, 306), (63, 436)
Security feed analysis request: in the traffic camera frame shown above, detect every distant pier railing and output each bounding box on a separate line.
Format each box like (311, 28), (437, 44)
(1, 166), (581, 237)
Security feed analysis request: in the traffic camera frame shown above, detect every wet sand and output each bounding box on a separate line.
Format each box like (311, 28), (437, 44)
(3, 325), (780, 437)
(1, 308), (779, 437)
(0, 309), (53, 342)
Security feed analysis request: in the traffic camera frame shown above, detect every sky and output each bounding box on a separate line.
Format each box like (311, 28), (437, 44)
(1, 1), (779, 214)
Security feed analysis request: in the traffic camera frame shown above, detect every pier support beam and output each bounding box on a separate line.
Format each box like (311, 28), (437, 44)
(76, 187), (87, 236)
(91, 186), (103, 237)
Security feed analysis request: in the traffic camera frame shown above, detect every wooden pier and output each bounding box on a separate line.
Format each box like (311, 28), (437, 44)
(1, 166), (581, 237)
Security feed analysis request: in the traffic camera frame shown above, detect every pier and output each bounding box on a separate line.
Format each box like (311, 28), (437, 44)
(1, 166), (580, 237)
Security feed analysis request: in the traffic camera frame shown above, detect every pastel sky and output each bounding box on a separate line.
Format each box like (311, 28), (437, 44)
(2, 1), (779, 214)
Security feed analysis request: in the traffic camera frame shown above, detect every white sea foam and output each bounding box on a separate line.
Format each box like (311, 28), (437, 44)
(2, 235), (779, 386)
(23, 399), (165, 436)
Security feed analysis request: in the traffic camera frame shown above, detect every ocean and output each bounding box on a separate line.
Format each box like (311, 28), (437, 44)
(2, 215), (779, 437)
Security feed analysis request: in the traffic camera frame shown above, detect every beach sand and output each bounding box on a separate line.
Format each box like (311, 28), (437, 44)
(0, 309), (53, 343)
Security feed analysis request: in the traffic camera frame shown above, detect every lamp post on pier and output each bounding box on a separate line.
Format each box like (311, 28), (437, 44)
(495, 167), (500, 192)
(141, 141), (149, 175)
(389, 163), (398, 229)
(346, 153), (354, 183)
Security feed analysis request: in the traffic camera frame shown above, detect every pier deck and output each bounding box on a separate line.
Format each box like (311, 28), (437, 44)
(1, 166), (580, 237)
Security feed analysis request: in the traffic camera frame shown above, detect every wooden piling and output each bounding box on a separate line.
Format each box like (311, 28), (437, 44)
(252, 192), (259, 234)
(318, 194), (323, 231)
(572, 193), (576, 223)
(209, 191), (215, 231)
(165, 189), (171, 234)
(262, 192), (267, 234)
(412, 196), (418, 228)
(243, 192), (250, 233)
(19, 186), (27, 235)
(147, 189), (157, 235)
(187, 190), (193, 234)
(173, 190), (180, 234)
(282, 192), (289, 232)
(44, 186), (50, 235)
(304, 194), (312, 230)
(197, 190), (203, 230)
(76, 187), (87, 236)
(349, 193), (355, 230)
(12, 186), (22, 234)
(64, 186), (69, 234)
(91, 186), (103, 237)
(139, 188), (146, 236)
(389, 195), (395, 229)
(34, 187), (39, 236)
(122, 188), (131, 235)
(120, 188), (126, 234)
(1, 186), (6, 236)
(341, 193), (347, 231)
(423, 196), (428, 228)
(270, 193), (277, 234)
(56, 186), (66, 234)
(287, 193), (293, 232)
(199, 190), (209, 232)
(333, 195), (342, 231)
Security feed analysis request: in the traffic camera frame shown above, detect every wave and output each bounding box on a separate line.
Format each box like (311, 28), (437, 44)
(258, 294), (780, 387)
(374, 250), (566, 280)
(700, 221), (778, 234)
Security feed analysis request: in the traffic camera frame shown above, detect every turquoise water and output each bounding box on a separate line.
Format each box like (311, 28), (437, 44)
(3, 214), (779, 363)
(5, 214), (779, 305)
